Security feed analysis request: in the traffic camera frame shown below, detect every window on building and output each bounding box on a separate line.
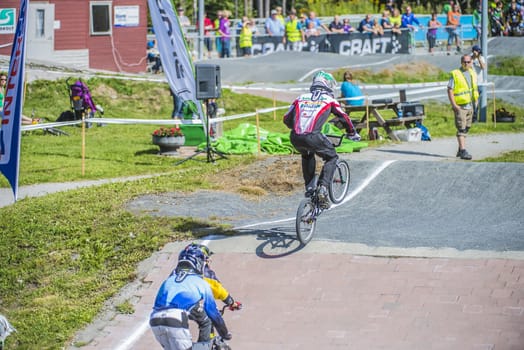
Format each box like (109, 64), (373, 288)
(35, 9), (45, 38)
(90, 1), (112, 35)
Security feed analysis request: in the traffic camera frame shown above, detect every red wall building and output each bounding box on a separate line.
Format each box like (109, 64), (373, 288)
(0, 0), (148, 73)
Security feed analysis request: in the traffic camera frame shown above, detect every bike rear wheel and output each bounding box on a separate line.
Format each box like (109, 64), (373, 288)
(329, 159), (350, 204)
(296, 198), (317, 245)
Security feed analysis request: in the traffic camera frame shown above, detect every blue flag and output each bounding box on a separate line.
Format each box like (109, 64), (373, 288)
(0, 0), (28, 201)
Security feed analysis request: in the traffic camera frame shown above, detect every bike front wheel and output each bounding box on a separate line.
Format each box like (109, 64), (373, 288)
(296, 198), (317, 245)
(329, 159), (350, 204)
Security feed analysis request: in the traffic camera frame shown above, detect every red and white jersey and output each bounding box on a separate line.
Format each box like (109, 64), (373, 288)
(283, 90), (353, 135)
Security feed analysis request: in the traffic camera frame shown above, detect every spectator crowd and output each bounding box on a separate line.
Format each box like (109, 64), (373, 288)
(151, 1), (524, 63)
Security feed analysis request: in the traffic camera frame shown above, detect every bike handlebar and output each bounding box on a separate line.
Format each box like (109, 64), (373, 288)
(220, 302), (242, 315)
(324, 134), (345, 147)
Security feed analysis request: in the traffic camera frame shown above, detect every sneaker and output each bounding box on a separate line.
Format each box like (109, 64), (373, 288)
(457, 149), (472, 160)
(317, 185), (330, 209)
(305, 188), (314, 198)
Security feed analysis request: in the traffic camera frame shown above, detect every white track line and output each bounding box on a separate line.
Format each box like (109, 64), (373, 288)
(234, 160), (396, 230)
(115, 160), (396, 349)
(114, 318), (150, 350)
(333, 159), (396, 207)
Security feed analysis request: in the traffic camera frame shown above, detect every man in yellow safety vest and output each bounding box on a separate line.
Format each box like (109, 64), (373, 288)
(284, 9), (304, 51)
(447, 54), (479, 160)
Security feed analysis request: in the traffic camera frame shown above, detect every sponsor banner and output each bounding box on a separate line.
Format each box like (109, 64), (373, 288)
(0, 8), (16, 34)
(252, 31), (410, 56)
(114, 6), (140, 27)
(0, 0), (28, 200)
(147, 0), (203, 119)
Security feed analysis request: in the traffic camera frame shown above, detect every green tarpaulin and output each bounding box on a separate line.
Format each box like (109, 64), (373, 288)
(198, 123), (368, 155)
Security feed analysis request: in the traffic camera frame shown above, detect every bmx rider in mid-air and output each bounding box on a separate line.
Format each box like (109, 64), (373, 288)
(283, 70), (360, 208)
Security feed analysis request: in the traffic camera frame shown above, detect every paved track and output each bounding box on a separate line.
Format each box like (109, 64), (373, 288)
(70, 134), (524, 349)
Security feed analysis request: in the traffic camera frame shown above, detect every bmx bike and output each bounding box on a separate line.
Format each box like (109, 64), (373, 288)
(192, 304), (241, 350)
(295, 134), (351, 245)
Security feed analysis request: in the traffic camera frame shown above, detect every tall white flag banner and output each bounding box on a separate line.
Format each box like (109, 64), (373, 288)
(147, 0), (203, 119)
(0, 0), (28, 201)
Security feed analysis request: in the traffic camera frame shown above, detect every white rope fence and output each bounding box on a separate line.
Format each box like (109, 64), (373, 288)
(21, 82), (513, 134)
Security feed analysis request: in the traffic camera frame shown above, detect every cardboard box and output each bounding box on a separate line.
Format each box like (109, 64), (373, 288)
(392, 128), (422, 142)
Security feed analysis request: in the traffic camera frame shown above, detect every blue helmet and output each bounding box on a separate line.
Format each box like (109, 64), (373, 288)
(176, 245), (206, 275)
(180, 243), (213, 262)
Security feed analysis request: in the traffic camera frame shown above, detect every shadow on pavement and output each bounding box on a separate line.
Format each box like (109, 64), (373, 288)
(234, 228), (305, 258)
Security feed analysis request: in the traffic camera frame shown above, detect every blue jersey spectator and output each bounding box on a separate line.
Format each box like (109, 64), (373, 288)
(305, 11), (330, 32)
(401, 6), (420, 29)
(358, 14), (375, 33)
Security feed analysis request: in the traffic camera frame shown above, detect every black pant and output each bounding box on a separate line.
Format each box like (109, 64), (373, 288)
(290, 132), (338, 190)
(189, 302), (212, 342)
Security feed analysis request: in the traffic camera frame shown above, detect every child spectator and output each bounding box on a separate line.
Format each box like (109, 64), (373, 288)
(427, 12), (442, 53)
(238, 18), (255, 57)
(305, 21), (320, 37)
(342, 18), (355, 33)
(373, 18), (384, 36)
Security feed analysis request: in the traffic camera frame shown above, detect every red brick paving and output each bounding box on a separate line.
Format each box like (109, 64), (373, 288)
(77, 248), (524, 350)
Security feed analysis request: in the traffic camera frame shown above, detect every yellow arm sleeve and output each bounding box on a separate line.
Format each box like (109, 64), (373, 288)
(204, 276), (230, 302)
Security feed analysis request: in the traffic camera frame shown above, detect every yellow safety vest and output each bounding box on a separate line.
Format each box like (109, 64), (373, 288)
(239, 26), (252, 48)
(286, 19), (301, 42)
(450, 68), (479, 105)
(215, 19), (221, 37)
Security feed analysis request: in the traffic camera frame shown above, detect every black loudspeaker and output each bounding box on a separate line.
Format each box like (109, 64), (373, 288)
(195, 64), (221, 99)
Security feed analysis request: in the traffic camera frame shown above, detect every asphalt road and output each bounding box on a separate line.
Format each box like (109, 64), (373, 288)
(126, 158), (524, 255)
(75, 152), (524, 350)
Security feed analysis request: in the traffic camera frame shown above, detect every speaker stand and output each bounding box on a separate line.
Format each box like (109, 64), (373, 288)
(174, 99), (227, 166)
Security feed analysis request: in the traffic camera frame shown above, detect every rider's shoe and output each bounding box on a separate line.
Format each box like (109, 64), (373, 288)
(305, 188), (315, 198)
(317, 185), (330, 209)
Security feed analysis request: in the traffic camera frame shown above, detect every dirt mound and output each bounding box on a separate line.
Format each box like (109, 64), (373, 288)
(207, 156), (304, 197)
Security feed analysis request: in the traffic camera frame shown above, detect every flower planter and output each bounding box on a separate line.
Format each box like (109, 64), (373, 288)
(152, 135), (185, 155)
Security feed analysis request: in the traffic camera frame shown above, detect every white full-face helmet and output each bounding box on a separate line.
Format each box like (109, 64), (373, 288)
(310, 70), (337, 96)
